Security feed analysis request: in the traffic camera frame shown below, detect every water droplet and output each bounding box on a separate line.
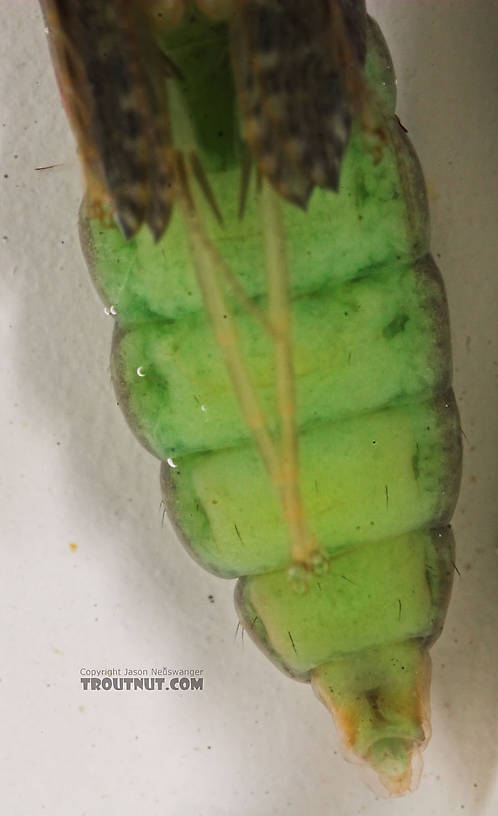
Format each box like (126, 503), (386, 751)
(166, 457), (177, 469)
(137, 366), (146, 377)
(200, 404), (207, 412)
(110, 305), (117, 315)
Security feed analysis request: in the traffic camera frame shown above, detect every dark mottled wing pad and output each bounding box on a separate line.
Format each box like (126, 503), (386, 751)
(41, 0), (175, 240)
(231, 0), (367, 207)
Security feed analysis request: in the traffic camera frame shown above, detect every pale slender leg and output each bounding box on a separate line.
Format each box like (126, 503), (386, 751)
(261, 181), (318, 568)
(176, 156), (320, 571)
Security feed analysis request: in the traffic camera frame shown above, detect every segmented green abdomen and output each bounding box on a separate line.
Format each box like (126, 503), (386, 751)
(82, 16), (461, 795)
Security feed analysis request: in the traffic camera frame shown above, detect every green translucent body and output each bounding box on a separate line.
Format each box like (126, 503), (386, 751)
(110, 257), (450, 458)
(237, 527), (453, 676)
(81, 13), (461, 795)
(163, 396), (459, 577)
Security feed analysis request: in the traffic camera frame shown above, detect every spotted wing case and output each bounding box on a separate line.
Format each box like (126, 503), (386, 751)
(39, 0), (175, 240)
(41, 0), (461, 796)
(231, 0), (367, 206)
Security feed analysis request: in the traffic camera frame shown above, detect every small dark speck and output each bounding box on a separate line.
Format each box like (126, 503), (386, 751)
(208, 594), (214, 604)
(372, 440), (376, 444)
(3, 174), (8, 178)
(341, 575), (357, 586)
(207, 745), (211, 750)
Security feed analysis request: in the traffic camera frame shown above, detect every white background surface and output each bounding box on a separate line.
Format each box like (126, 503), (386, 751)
(1, 1), (497, 814)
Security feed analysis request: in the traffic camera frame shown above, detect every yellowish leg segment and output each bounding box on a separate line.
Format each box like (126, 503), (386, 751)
(177, 157), (280, 482)
(261, 181), (320, 570)
(175, 155), (320, 574)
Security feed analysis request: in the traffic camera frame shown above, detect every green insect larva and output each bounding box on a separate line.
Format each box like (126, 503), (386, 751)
(41, 0), (461, 796)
